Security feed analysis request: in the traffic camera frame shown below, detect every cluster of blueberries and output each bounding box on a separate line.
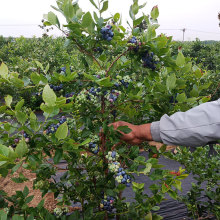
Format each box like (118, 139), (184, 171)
(128, 36), (139, 52)
(106, 151), (119, 162)
(85, 87), (102, 102)
(89, 142), (99, 154)
(54, 207), (69, 218)
(111, 110), (117, 118)
(50, 84), (63, 92)
(106, 151), (131, 187)
(34, 91), (42, 97)
(115, 167), (131, 187)
(115, 81), (129, 88)
(141, 51), (157, 70)
(105, 90), (120, 103)
(100, 194), (115, 212)
(45, 116), (67, 135)
(120, 79), (129, 88)
(101, 25), (114, 41)
(65, 92), (75, 103)
(60, 67), (66, 72)
(88, 87), (101, 96)
(108, 92), (118, 103)
(115, 75), (131, 89)
(129, 36), (137, 44)
(12, 132), (30, 148)
(93, 47), (103, 54)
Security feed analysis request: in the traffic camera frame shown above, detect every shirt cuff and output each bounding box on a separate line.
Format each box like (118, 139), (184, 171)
(150, 121), (162, 142)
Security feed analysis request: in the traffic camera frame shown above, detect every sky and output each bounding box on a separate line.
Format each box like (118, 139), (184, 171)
(0, 0), (219, 41)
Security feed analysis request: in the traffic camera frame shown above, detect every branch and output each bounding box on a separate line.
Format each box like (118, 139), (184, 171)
(211, 82), (220, 98)
(106, 49), (130, 76)
(60, 28), (103, 70)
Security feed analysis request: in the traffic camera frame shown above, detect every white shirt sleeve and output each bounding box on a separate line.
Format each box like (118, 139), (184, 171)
(151, 98), (220, 147)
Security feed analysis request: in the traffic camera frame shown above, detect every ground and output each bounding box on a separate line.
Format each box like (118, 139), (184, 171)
(0, 167), (57, 212)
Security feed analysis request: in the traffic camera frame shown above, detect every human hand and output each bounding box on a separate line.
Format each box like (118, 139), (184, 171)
(110, 121), (153, 145)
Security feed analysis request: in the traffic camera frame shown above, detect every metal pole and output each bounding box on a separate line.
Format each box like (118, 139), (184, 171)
(182, 28), (186, 41)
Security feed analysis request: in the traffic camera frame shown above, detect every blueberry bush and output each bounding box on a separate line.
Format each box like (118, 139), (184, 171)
(167, 145), (220, 219)
(0, 0), (216, 219)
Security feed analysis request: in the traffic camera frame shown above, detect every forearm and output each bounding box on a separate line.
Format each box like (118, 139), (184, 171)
(150, 99), (220, 147)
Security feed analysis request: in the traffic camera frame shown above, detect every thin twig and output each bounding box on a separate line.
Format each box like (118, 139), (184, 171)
(106, 49), (130, 76)
(211, 82), (220, 98)
(60, 28), (103, 70)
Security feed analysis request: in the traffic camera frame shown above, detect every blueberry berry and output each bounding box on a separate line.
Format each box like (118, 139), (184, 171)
(141, 51), (157, 70)
(101, 25), (114, 41)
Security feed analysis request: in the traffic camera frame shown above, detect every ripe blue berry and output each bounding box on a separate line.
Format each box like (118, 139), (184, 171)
(101, 25), (114, 41)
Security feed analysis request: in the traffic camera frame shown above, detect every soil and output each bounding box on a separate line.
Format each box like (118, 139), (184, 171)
(0, 167), (57, 212)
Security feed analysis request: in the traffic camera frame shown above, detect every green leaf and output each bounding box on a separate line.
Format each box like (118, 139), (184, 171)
(168, 190), (177, 200)
(143, 163), (152, 174)
(76, 8), (83, 19)
(53, 148), (63, 164)
(43, 21), (52, 26)
(30, 112), (39, 131)
(82, 12), (93, 28)
(23, 186), (29, 197)
(190, 85), (199, 97)
(26, 195), (34, 204)
(132, 2), (139, 15)
(174, 180), (182, 191)
(42, 84), (56, 106)
(129, 6), (135, 20)
(166, 73), (176, 91)
(12, 215), (24, 220)
(31, 72), (41, 85)
(113, 13), (120, 22)
(146, 24), (157, 40)
(100, 1), (108, 13)
(151, 6), (159, 20)
(133, 16), (144, 26)
(145, 212), (152, 220)
(176, 93), (186, 102)
(83, 73), (98, 81)
(15, 111), (28, 125)
(35, 60), (44, 71)
(0, 210), (7, 220)
(15, 99), (24, 111)
(26, 214), (34, 220)
(176, 52), (185, 67)
(89, 0), (98, 9)
(139, 2), (147, 9)
(152, 206), (160, 211)
(0, 144), (9, 157)
(47, 11), (60, 28)
(15, 139), (28, 158)
(152, 213), (163, 220)
(117, 126), (132, 134)
(37, 199), (45, 209)
(132, 182), (145, 189)
(80, 138), (91, 146)
(97, 77), (114, 87)
(11, 77), (24, 88)
(45, 63), (50, 74)
(55, 122), (68, 141)
(0, 62), (8, 79)
(5, 95), (12, 107)
(64, 2), (74, 21)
